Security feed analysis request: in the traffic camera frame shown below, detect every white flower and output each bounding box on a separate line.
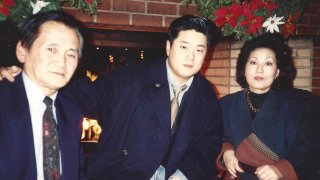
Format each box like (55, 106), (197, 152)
(262, 14), (285, 33)
(30, 0), (50, 14)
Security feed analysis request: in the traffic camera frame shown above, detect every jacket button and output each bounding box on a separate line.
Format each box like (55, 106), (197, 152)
(122, 149), (128, 155)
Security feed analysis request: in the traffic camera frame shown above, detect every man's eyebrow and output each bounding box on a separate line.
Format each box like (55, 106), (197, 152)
(179, 40), (189, 44)
(68, 48), (78, 52)
(178, 40), (206, 48)
(197, 44), (206, 48)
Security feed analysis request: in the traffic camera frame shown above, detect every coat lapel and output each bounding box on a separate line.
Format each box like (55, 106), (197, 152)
(56, 92), (84, 179)
(165, 75), (211, 165)
(230, 91), (254, 147)
(253, 89), (286, 150)
(11, 75), (33, 133)
(9, 74), (37, 175)
(254, 89), (283, 123)
(145, 59), (171, 130)
(55, 95), (81, 179)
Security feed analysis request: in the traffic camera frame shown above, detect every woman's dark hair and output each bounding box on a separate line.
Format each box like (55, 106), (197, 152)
(168, 15), (220, 48)
(19, 10), (84, 57)
(236, 33), (296, 89)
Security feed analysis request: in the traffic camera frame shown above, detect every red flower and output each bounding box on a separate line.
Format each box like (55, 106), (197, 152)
(241, 10), (264, 35)
(214, 4), (242, 28)
(262, 1), (277, 15)
(227, 4), (243, 27)
(210, 0), (304, 40)
(247, 0), (260, 11)
(214, 7), (229, 27)
(287, 13), (301, 23)
(0, 0), (14, 16)
(282, 22), (296, 37)
(281, 13), (300, 37)
(1, 0), (13, 6)
(85, 0), (93, 4)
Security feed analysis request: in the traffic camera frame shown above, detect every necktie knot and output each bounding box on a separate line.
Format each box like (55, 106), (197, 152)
(43, 96), (53, 107)
(172, 84), (187, 100)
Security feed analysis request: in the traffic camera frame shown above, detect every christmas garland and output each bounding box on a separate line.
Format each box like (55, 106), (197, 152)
(0, 0), (98, 27)
(182, 0), (308, 41)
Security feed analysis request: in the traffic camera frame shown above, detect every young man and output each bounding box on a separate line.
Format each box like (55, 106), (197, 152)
(66, 15), (223, 179)
(0, 11), (86, 179)
(1, 15), (223, 179)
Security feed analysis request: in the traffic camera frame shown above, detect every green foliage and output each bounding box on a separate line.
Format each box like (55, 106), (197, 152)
(0, 14), (6, 21)
(8, 0), (61, 27)
(182, 0), (237, 20)
(182, 0), (309, 41)
(1, 0), (99, 27)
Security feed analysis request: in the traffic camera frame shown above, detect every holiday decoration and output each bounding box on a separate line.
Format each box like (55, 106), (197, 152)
(182, 0), (308, 41)
(0, 0), (98, 27)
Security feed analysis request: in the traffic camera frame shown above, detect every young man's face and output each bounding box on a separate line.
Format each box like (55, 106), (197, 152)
(166, 30), (208, 84)
(16, 21), (80, 96)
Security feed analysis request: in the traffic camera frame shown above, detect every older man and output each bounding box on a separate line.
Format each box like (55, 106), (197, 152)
(0, 11), (86, 179)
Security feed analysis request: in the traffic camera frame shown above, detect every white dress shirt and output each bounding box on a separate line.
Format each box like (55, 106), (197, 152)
(22, 72), (58, 180)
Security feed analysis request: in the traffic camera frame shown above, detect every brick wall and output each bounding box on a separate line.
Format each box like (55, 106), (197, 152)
(313, 40), (320, 95)
(201, 41), (231, 97)
(64, 0), (320, 96)
(63, 0), (197, 29)
(298, 0), (320, 95)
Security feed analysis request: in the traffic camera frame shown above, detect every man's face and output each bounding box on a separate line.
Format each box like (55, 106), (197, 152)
(166, 30), (208, 84)
(17, 21), (80, 95)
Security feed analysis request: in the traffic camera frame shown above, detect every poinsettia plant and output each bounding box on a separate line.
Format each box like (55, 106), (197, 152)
(182, 0), (308, 41)
(0, 0), (14, 21)
(0, 0), (98, 27)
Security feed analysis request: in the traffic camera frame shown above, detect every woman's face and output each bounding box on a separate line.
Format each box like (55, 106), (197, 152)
(245, 48), (279, 94)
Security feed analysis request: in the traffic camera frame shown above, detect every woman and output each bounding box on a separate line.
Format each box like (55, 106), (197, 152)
(216, 33), (320, 180)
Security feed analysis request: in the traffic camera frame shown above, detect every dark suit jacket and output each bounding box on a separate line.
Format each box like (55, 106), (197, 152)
(221, 88), (320, 179)
(64, 58), (223, 179)
(0, 74), (86, 179)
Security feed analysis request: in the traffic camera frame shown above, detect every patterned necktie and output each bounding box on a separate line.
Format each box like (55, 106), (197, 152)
(170, 84), (187, 128)
(43, 96), (60, 180)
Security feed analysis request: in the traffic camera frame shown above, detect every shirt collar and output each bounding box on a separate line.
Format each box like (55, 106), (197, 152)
(22, 72), (57, 106)
(166, 60), (193, 101)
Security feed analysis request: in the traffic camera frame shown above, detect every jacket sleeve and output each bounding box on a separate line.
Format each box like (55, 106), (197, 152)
(60, 76), (99, 119)
(60, 72), (119, 129)
(283, 92), (320, 179)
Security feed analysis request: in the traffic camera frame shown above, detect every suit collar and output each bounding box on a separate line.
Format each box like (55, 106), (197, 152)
(55, 94), (83, 176)
(9, 75), (81, 178)
(164, 75), (216, 166)
(176, 76), (209, 130)
(144, 58), (171, 130)
(146, 57), (168, 85)
(145, 59), (216, 164)
(229, 89), (285, 147)
(145, 59), (211, 129)
(12, 74), (32, 125)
